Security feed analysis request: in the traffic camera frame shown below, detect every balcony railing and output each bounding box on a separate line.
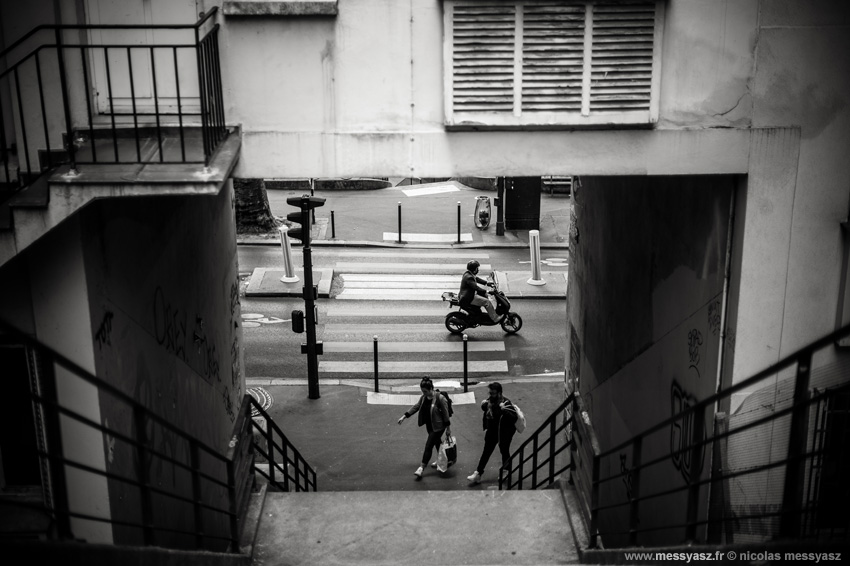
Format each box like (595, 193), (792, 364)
(0, 7), (227, 198)
(0, 317), (315, 552)
(501, 323), (850, 549)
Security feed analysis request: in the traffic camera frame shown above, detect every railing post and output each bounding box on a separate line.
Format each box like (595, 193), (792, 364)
(462, 334), (468, 393)
(133, 406), (155, 545)
(264, 417), (275, 486)
(517, 446), (524, 490)
(549, 419), (556, 484)
(194, 26), (210, 167)
(590, 454), (600, 549)
(780, 351), (813, 538)
(40, 359), (72, 539)
(226, 458), (239, 552)
(629, 437), (642, 547)
(54, 28), (77, 174)
(189, 440), (205, 549)
(331, 210), (336, 239)
(282, 440), (291, 492)
(532, 436), (539, 488)
(373, 335), (379, 393)
(685, 403), (707, 542)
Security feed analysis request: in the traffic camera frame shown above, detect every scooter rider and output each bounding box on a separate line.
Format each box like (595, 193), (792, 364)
(459, 260), (499, 322)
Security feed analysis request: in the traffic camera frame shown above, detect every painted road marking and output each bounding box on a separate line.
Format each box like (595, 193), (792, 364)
(401, 184), (460, 197)
(367, 391), (477, 405)
(382, 233), (474, 243)
(323, 324), (454, 334)
(336, 289), (452, 301)
(323, 341), (504, 353)
(325, 306), (451, 317)
(335, 263), (489, 274)
(318, 360), (508, 373)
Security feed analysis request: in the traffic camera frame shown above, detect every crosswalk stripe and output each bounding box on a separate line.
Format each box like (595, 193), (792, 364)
(341, 274), (460, 282)
(343, 281), (456, 290)
(367, 391), (477, 406)
(382, 233), (473, 243)
(324, 341), (504, 353)
(335, 262), (490, 273)
(336, 291), (448, 301)
(319, 360), (508, 373)
(324, 324), (452, 333)
(325, 307), (450, 317)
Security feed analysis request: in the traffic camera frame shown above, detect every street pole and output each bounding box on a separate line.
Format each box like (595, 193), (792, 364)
(496, 177), (505, 236)
(301, 205), (320, 399)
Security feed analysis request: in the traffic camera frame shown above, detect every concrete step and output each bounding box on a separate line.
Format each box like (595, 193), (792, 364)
(254, 490), (579, 565)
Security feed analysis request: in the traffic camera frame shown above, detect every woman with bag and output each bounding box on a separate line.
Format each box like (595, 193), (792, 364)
(397, 377), (452, 478)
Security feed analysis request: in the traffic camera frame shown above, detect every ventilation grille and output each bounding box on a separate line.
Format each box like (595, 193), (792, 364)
(452, 4), (516, 112)
(589, 2), (655, 112)
(521, 2), (585, 112)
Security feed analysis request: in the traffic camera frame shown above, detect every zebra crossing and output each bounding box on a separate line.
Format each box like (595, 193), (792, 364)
(317, 252), (510, 378)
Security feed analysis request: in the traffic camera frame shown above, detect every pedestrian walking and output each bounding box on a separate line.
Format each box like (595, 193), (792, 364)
(467, 382), (518, 485)
(397, 377), (452, 478)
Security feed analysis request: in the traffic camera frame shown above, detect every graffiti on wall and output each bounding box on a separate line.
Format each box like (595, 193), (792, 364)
(569, 324), (582, 390)
(620, 453), (635, 503)
(95, 311), (114, 350)
(153, 287), (187, 362)
(687, 329), (703, 380)
(708, 299), (721, 336)
(670, 380), (706, 485)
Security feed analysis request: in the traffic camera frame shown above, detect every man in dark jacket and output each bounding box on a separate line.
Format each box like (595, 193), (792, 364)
(468, 382), (518, 484)
(459, 260), (498, 322)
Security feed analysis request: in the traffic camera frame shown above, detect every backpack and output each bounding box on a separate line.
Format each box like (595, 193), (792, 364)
(438, 390), (454, 417)
(511, 402), (527, 433)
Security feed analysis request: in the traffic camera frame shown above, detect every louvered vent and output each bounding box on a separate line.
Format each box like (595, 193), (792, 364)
(589, 2), (655, 112)
(452, 4), (516, 112)
(521, 2), (585, 112)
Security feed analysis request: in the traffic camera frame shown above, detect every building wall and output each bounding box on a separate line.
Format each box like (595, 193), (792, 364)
(79, 183), (243, 548)
(568, 175), (735, 546)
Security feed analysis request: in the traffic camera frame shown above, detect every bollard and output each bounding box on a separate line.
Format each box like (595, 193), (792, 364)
(527, 229), (546, 286)
(457, 201), (462, 244)
(278, 226), (300, 283)
(331, 210), (336, 239)
(310, 182), (316, 224)
(462, 333), (469, 392)
(397, 202), (403, 244)
(373, 335), (379, 393)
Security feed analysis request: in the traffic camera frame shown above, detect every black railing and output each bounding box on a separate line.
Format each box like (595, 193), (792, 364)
(248, 399), (318, 493)
(501, 323), (850, 550)
(0, 317), (315, 553)
(0, 7), (227, 199)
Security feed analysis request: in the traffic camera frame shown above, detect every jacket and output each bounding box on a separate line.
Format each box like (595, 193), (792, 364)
(481, 396), (518, 433)
(405, 392), (451, 432)
(459, 270), (487, 306)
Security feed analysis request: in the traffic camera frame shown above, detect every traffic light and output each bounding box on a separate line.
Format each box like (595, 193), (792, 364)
(292, 310), (304, 333)
(286, 195), (326, 246)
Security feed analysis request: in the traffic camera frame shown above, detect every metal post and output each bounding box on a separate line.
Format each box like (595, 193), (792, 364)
(331, 211), (336, 239)
(373, 335), (379, 393)
(264, 417), (275, 486)
(302, 206), (320, 399)
(457, 201), (462, 244)
(686, 404), (707, 542)
(496, 177), (506, 236)
(54, 28), (77, 174)
(462, 334), (469, 392)
(226, 459), (239, 552)
(279, 226), (299, 283)
(780, 351), (813, 538)
(532, 436), (539, 488)
(310, 180), (316, 224)
(397, 202), (403, 244)
(527, 230), (546, 286)
(629, 437), (643, 546)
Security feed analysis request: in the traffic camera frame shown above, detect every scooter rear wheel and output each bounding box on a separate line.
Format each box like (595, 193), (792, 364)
(445, 313), (467, 334)
(501, 312), (522, 334)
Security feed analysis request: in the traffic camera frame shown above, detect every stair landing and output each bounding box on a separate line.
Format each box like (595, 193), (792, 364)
(253, 490), (578, 565)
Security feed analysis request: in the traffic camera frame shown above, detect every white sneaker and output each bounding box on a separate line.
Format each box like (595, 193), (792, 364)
(414, 466), (424, 478)
(430, 461), (438, 468)
(467, 471), (481, 484)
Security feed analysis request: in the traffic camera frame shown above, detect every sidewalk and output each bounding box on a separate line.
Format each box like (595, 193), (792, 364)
(238, 181), (572, 249)
(250, 378), (567, 492)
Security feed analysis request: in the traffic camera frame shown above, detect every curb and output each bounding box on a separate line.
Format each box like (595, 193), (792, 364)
(237, 238), (569, 250)
(245, 375), (564, 388)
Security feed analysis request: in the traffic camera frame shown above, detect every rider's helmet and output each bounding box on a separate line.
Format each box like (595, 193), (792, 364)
(467, 260), (480, 273)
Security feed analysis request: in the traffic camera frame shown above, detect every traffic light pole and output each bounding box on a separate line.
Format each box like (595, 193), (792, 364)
(301, 207), (320, 399)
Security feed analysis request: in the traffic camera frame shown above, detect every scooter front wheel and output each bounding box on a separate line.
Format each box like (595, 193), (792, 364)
(445, 313), (467, 334)
(501, 312), (522, 334)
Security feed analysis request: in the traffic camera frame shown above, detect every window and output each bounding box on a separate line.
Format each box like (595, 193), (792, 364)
(443, 0), (664, 128)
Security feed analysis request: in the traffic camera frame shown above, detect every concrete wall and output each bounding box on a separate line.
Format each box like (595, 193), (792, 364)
(568, 175), (735, 546)
(219, 0), (759, 178)
(80, 184), (243, 549)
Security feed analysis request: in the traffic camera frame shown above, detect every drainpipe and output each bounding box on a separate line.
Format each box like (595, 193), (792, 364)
(715, 189), (736, 403)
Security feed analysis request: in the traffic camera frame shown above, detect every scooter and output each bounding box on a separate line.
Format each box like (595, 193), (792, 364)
(441, 272), (523, 334)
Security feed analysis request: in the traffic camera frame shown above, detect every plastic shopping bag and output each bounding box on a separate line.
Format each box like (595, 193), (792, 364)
(436, 443), (449, 473)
